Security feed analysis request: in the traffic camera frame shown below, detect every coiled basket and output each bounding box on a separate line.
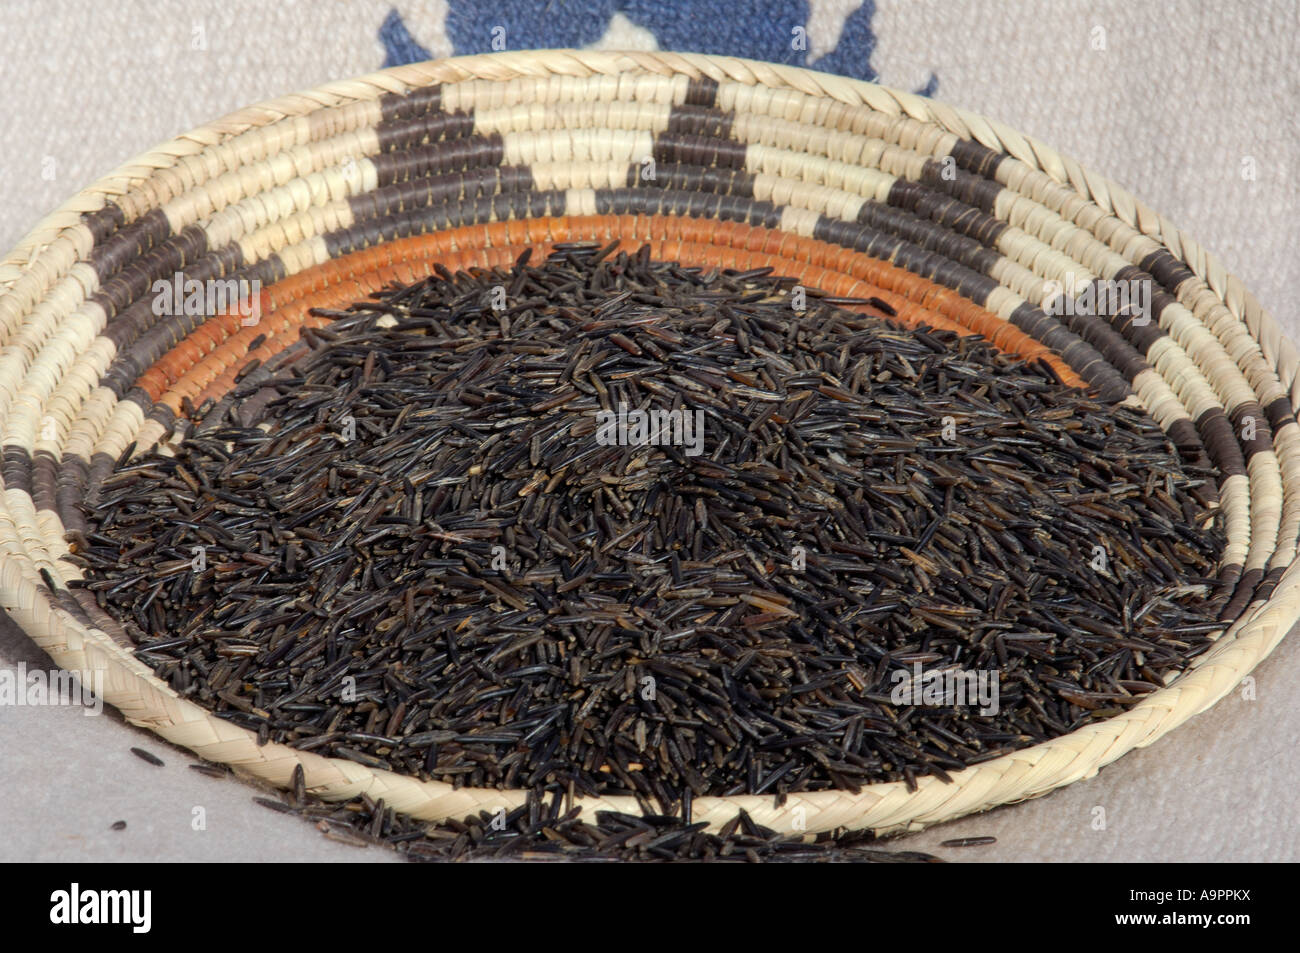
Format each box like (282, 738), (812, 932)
(2, 50), (1296, 836)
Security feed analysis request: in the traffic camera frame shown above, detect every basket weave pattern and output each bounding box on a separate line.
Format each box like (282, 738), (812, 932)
(1, 51), (1295, 835)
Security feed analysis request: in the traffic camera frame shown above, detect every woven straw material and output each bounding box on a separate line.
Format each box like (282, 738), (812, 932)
(1, 50), (1295, 835)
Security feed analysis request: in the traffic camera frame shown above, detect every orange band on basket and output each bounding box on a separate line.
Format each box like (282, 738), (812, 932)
(141, 216), (1085, 413)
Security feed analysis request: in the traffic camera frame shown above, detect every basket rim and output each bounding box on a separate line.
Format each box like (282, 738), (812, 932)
(2, 48), (1295, 836)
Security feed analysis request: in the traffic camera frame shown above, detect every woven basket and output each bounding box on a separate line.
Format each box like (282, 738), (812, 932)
(3, 50), (1296, 837)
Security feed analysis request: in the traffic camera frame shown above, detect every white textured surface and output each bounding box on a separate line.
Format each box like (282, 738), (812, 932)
(0, 618), (397, 862)
(0, 0), (1296, 862)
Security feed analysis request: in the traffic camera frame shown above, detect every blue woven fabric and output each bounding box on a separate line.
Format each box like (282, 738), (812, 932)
(379, 7), (434, 67)
(379, 8), (433, 68)
(378, 2), (937, 94)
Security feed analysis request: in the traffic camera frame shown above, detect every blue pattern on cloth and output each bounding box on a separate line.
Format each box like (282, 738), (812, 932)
(379, 8), (432, 68)
(378, 3), (938, 95)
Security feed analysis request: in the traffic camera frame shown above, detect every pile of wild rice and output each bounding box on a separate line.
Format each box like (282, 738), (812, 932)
(73, 244), (1225, 818)
(250, 767), (940, 863)
(188, 759), (940, 863)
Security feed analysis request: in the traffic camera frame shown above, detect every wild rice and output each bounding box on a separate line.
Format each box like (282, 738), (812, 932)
(75, 245), (1224, 820)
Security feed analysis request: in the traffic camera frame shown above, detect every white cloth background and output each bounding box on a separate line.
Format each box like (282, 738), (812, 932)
(0, 0), (1296, 861)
